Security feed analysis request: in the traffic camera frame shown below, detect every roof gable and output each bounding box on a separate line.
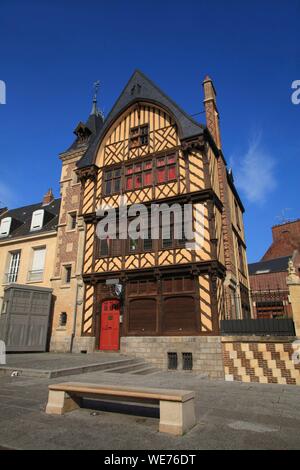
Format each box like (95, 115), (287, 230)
(77, 70), (204, 169)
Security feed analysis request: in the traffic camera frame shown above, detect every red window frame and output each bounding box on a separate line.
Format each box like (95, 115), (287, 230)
(155, 154), (177, 184)
(125, 160), (153, 191)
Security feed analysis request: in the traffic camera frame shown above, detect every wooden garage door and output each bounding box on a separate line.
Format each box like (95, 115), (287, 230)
(162, 295), (197, 334)
(128, 298), (157, 334)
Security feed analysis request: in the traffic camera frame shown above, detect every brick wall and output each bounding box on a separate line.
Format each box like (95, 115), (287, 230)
(250, 271), (288, 291)
(222, 337), (300, 385)
(262, 219), (300, 261)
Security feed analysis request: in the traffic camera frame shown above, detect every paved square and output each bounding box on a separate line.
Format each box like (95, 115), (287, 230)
(0, 364), (299, 449)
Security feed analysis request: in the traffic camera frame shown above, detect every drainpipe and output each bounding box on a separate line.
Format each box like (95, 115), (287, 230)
(70, 278), (81, 353)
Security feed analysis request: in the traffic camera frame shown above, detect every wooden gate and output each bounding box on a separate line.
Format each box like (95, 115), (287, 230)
(0, 284), (53, 352)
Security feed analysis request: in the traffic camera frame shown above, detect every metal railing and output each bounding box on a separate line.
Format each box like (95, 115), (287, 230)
(222, 288), (295, 336)
(221, 318), (295, 336)
(224, 288), (292, 321)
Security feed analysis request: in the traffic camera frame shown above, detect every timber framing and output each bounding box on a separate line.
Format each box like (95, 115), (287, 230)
(82, 260), (226, 284)
(81, 188), (223, 223)
(75, 70), (250, 348)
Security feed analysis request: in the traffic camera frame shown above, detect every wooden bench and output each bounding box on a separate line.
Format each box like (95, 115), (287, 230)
(45, 382), (196, 435)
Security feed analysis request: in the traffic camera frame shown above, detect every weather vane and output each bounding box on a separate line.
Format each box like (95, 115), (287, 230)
(90, 80), (104, 118)
(93, 80), (100, 101)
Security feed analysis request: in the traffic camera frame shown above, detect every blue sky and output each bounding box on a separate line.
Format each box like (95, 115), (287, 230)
(0, 0), (299, 262)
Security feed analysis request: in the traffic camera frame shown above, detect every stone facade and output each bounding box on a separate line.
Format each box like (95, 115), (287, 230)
(50, 148), (87, 352)
(121, 336), (224, 379)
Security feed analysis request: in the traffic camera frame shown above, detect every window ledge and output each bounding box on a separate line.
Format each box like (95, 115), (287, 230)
(26, 280), (44, 284)
(56, 326), (67, 331)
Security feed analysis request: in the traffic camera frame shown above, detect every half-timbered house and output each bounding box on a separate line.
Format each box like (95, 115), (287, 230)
(54, 70), (250, 374)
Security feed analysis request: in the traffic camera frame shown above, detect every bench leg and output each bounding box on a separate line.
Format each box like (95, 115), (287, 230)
(159, 398), (196, 436)
(45, 390), (82, 415)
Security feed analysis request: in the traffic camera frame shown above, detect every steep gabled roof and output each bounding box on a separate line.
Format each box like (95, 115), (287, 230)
(77, 69), (204, 169)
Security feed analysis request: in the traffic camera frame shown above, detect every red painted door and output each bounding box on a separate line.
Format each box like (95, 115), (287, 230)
(99, 300), (120, 350)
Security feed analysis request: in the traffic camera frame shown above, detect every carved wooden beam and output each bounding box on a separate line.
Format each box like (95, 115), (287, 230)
(76, 165), (98, 182)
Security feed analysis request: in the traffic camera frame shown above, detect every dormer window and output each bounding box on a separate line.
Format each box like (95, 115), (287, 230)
(30, 210), (44, 232)
(74, 122), (92, 143)
(0, 217), (12, 237)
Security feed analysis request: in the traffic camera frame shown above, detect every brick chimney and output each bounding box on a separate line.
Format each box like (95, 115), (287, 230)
(202, 75), (221, 149)
(42, 188), (54, 206)
(202, 75), (236, 278)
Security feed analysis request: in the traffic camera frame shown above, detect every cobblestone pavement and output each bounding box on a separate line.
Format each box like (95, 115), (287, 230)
(0, 366), (299, 450)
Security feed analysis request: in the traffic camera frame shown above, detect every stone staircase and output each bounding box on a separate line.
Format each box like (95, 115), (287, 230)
(103, 358), (159, 376)
(0, 353), (160, 378)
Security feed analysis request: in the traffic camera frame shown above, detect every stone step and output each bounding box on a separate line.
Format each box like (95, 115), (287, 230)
(131, 366), (160, 375)
(0, 357), (140, 379)
(104, 360), (148, 374)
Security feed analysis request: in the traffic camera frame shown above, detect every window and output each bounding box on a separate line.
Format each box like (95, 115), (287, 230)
(5, 251), (21, 283)
(0, 217), (12, 237)
(128, 215), (153, 253)
(168, 352), (178, 370)
(156, 154), (176, 184)
(234, 200), (240, 229)
(129, 125), (149, 148)
(28, 247), (45, 282)
(72, 171), (80, 184)
(182, 352), (193, 370)
(103, 168), (121, 196)
(238, 241), (245, 273)
(68, 212), (77, 230)
(161, 214), (186, 249)
(30, 210), (44, 231)
(129, 238), (138, 253)
(98, 232), (122, 258)
(103, 153), (177, 194)
(60, 312), (67, 327)
(125, 160), (152, 191)
(64, 265), (72, 284)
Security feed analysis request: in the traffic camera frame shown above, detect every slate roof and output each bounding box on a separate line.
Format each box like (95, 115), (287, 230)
(77, 69), (204, 169)
(0, 198), (61, 240)
(65, 112), (104, 153)
(248, 256), (291, 275)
